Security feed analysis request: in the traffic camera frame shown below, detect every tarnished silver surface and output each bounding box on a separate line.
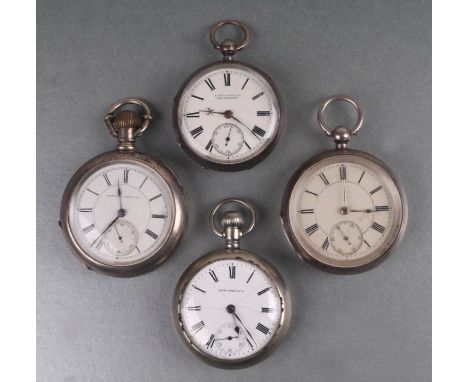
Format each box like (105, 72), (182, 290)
(173, 249), (291, 369)
(173, 21), (283, 171)
(281, 97), (408, 273)
(59, 100), (187, 277)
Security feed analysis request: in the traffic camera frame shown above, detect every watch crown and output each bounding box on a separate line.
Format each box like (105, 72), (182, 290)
(332, 126), (351, 149)
(114, 110), (142, 131)
(221, 211), (245, 229)
(220, 39), (238, 60)
(221, 211), (245, 249)
(114, 110), (142, 151)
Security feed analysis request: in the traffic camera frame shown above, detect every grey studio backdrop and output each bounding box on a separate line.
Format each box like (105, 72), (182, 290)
(37, 1), (431, 381)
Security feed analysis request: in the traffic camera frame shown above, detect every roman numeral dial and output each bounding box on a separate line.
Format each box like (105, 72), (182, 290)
(178, 259), (284, 361)
(178, 66), (280, 165)
(294, 161), (395, 261)
(70, 163), (173, 267)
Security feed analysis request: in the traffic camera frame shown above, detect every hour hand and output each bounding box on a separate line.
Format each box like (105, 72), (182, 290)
(349, 209), (376, 213)
(199, 108), (224, 115)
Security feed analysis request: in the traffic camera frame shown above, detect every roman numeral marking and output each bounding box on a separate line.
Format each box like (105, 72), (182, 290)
(151, 214), (166, 219)
(208, 269), (219, 282)
(305, 190), (318, 196)
(87, 188), (98, 196)
(375, 205), (390, 211)
(244, 140), (251, 150)
(139, 177), (148, 189)
(187, 306), (201, 311)
(145, 229), (158, 240)
(123, 169), (129, 183)
(252, 125), (266, 138)
(257, 111), (271, 116)
(229, 265), (236, 279)
(192, 321), (205, 333)
(339, 165), (347, 180)
(247, 270), (255, 283)
(257, 287), (271, 296)
(190, 126), (204, 138)
(322, 237), (330, 251)
(185, 111), (200, 118)
(78, 208), (93, 213)
(300, 209), (314, 214)
(95, 239), (103, 250)
(191, 94), (204, 100)
(252, 91), (264, 100)
(262, 308), (274, 313)
(256, 323), (270, 335)
(150, 194), (162, 201)
(192, 285), (206, 294)
(224, 72), (230, 86)
(370, 185), (382, 195)
(358, 170), (365, 184)
(206, 334), (215, 348)
(364, 239), (371, 247)
(319, 172), (329, 185)
(241, 78), (249, 90)
(135, 246), (141, 252)
(205, 78), (215, 91)
(305, 223), (319, 236)
(82, 224), (95, 234)
(103, 173), (111, 186)
(205, 139), (214, 152)
(371, 222), (385, 233)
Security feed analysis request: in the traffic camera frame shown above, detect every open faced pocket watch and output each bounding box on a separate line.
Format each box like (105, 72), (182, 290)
(59, 98), (187, 277)
(173, 20), (283, 171)
(281, 95), (408, 273)
(173, 199), (291, 368)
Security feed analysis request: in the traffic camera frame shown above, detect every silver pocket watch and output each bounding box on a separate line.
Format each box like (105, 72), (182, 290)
(173, 20), (283, 171)
(281, 96), (408, 273)
(59, 99), (187, 277)
(173, 199), (291, 368)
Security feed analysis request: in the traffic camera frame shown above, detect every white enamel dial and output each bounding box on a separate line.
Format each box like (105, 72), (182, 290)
(177, 64), (281, 165)
(212, 123), (244, 156)
(179, 259), (282, 361)
(286, 155), (404, 268)
(68, 161), (174, 266)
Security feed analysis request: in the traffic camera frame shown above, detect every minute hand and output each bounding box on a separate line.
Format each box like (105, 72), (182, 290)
(232, 312), (257, 345)
(91, 215), (120, 246)
(230, 115), (260, 141)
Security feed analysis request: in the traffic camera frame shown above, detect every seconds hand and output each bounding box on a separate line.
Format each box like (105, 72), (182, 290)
(225, 126), (233, 146)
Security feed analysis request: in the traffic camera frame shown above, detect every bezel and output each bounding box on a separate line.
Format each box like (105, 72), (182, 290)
(59, 150), (187, 277)
(172, 60), (284, 171)
(172, 249), (291, 369)
(281, 149), (408, 273)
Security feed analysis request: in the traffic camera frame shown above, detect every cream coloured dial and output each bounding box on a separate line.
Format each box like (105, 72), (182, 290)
(286, 154), (404, 269)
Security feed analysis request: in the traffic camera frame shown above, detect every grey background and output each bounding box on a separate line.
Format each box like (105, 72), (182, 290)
(37, 1), (431, 381)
